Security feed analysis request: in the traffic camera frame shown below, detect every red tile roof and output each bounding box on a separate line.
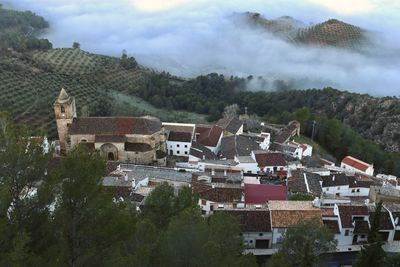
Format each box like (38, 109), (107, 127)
(338, 205), (369, 228)
(196, 125), (223, 147)
(255, 152), (287, 167)
(69, 117), (161, 135)
(244, 184), (287, 204)
(342, 156), (371, 172)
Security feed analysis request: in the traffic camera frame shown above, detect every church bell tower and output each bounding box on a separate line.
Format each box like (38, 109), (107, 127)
(54, 88), (76, 153)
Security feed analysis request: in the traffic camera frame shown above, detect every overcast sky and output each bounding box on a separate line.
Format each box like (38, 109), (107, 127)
(4, 0), (400, 96)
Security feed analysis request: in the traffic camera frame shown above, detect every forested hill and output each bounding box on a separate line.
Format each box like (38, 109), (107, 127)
(0, 3), (52, 51)
(241, 12), (370, 50)
(0, 5), (399, 174)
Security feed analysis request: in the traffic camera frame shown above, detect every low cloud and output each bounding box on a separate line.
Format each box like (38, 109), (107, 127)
(4, 0), (400, 96)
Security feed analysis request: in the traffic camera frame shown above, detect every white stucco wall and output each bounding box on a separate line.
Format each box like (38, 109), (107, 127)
(167, 140), (191, 157)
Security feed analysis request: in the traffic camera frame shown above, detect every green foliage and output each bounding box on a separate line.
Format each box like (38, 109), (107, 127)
(0, 6), (52, 51)
(355, 202), (386, 267)
(289, 193), (315, 201)
(268, 219), (337, 267)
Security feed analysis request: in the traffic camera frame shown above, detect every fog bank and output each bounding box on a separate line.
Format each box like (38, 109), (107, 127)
(4, 0), (400, 96)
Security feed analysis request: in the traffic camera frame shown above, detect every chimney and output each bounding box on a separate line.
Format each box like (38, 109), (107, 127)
(124, 173), (128, 181)
(211, 169), (215, 176)
(332, 175), (335, 181)
(224, 169), (227, 177)
(203, 155), (205, 160)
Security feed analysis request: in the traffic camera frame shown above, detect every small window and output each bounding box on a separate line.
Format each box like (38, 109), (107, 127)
(185, 145), (188, 148)
(177, 144), (180, 147)
(60, 105), (65, 113)
(326, 188), (329, 191)
(351, 189), (355, 193)
(345, 230), (349, 236)
(184, 151), (188, 155)
(259, 233), (263, 236)
(357, 189), (360, 192)
(361, 234), (365, 238)
(177, 150), (180, 154)
(337, 187), (340, 190)
(170, 145), (172, 148)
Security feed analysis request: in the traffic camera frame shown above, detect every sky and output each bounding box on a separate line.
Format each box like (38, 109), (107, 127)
(4, 0), (400, 96)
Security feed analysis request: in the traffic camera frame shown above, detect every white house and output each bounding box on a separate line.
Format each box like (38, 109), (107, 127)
(341, 156), (374, 176)
(234, 155), (258, 175)
(163, 122), (195, 157)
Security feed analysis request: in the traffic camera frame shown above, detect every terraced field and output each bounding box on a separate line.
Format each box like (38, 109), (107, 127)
(0, 48), (203, 137)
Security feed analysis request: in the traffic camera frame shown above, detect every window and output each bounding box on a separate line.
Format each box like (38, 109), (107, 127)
(60, 105), (65, 113)
(185, 145), (188, 148)
(357, 189), (360, 192)
(361, 234), (366, 238)
(177, 144), (180, 147)
(351, 189), (355, 193)
(184, 151), (188, 155)
(345, 230), (350, 236)
(177, 150), (180, 154)
(259, 233), (264, 236)
(337, 187), (341, 190)
(326, 188), (329, 191)
(170, 145), (172, 148)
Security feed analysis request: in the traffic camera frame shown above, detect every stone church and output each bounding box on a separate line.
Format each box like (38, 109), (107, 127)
(54, 88), (166, 164)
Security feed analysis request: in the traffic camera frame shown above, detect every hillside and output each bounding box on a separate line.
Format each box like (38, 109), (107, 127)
(0, 47), (205, 137)
(242, 12), (369, 50)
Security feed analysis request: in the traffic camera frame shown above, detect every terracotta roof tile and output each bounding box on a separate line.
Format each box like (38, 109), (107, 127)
(69, 117), (161, 135)
(338, 205), (369, 228)
(255, 152), (287, 167)
(342, 156), (371, 172)
(269, 201), (322, 228)
(196, 125), (223, 147)
(168, 131), (192, 142)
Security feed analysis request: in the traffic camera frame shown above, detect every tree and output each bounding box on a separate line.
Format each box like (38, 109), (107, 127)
(289, 193), (315, 201)
(50, 146), (136, 266)
(268, 219), (337, 267)
(143, 182), (175, 228)
(355, 201), (386, 267)
(0, 114), (53, 265)
(72, 42), (80, 49)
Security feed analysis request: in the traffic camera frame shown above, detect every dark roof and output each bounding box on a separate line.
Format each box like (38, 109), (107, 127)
(354, 220), (369, 234)
(168, 131), (192, 142)
(196, 125), (223, 147)
(348, 176), (374, 188)
(255, 152), (287, 167)
(322, 173), (349, 187)
(192, 183), (243, 203)
(69, 117), (161, 135)
(95, 135), (126, 143)
(274, 121), (300, 144)
(305, 172), (322, 196)
(218, 210), (271, 232)
(369, 210), (394, 230)
(189, 141), (217, 160)
(124, 142), (152, 152)
(287, 170), (307, 193)
(244, 184), (288, 204)
(323, 219), (340, 234)
(338, 205), (369, 228)
(216, 117), (243, 134)
(219, 135), (260, 159)
(106, 161), (119, 175)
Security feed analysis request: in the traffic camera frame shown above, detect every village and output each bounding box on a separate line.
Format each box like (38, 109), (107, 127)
(52, 88), (400, 257)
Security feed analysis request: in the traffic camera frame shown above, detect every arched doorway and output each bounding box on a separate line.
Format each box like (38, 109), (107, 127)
(108, 152), (115, 161)
(100, 143), (118, 161)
